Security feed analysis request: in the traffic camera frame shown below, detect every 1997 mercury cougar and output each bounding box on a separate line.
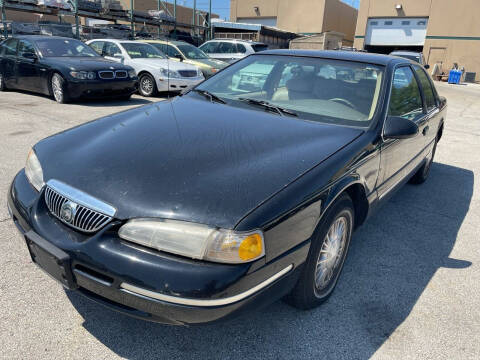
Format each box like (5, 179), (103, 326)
(8, 50), (446, 325)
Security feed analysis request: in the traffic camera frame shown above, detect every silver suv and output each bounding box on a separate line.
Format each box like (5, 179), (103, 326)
(199, 39), (268, 64)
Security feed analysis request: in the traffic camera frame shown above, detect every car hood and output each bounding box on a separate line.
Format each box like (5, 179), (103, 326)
(131, 58), (198, 71)
(186, 58), (228, 70)
(44, 57), (131, 71)
(35, 96), (363, 229)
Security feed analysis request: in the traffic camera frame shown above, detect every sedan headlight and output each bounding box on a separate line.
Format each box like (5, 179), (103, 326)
(25, 149), (44, 191)
(160, 68), (180, 79)
(70, 71), (96, 80)
(128, 69), (137, 78)
(118, 219), (265, 264)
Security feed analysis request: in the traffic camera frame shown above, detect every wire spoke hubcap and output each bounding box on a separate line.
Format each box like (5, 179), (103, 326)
(315, 216), (348, 291)
(52, 76), (63, 101)
(141, 78), (153, 94)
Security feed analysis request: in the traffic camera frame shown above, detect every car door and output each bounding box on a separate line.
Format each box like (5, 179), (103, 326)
(412, 64), (441, 150)
(16, 39), (42, 92)
(377, 65), (429, 200)
(1, 38), (19, 88)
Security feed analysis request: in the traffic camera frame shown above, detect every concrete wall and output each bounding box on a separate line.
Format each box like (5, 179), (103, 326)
(231, 0), (357, 40)
(354, 0), (480, 78)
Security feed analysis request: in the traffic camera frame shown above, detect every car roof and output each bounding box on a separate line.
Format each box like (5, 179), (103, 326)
(258, 49), (407, 66)
(141, 39), (188, 46)
(204, 39), (266, 45)
(87, 39), (138, 43)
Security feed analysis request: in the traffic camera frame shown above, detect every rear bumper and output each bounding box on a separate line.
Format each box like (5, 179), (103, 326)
(8, 170), (309, 325)
(67, 78), (138, 99)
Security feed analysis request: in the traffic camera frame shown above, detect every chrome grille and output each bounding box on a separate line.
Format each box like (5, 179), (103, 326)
(44, 180), (116, 233)
(99, 71), (114, 79)
(115, 70), (128, 78)
(178, 70), (198, 78)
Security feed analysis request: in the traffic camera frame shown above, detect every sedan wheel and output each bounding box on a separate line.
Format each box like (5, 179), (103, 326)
(51, 73), (69, 104)
(285, 193), (354, 309)
(139, 73), (157, 97)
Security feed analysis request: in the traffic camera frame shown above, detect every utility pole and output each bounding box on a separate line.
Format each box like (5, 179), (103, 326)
(209, 0), (212, 40)
(173, 0), (177, 39)
(130, 0), (135, 38)
(73, 0), (79, 39)
(157, 0), (161, 38)
(192, 0), (196, 36)
(1, 0), (8, 39)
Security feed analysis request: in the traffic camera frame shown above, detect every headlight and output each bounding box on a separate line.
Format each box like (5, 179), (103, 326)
(160, 68), (180, 78)
(70, 71), (96, 80)
(25, 149), (44, 191)
(128, 69), (136, 78)
(118, 219), (265, 264)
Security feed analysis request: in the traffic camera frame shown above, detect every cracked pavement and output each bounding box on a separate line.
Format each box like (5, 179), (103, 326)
(0, 83), (479, 359)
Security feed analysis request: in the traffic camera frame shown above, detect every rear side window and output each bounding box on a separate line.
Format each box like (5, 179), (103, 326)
(252, 44), (268, 52)
(413, 65), (437, 111)
(89, 41), (104, 55)
(236, 43), (247, 53)
(217, 42), (237, 54)
(199, 42), (218, 54)
(4, 39), (18, 56)
(389, 66), (424, 121)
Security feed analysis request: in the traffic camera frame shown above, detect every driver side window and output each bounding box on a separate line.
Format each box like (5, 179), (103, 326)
(389, 67), (424, 121)
(104, 42), (121, 57)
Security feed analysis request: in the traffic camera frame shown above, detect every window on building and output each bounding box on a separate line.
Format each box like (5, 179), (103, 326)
(370, 21), (378, 26)
(384, 21), (393, 25)
(402, 21), (410, 25)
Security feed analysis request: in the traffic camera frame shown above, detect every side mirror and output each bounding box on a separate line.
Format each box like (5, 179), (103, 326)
(22, 52), (37, 60)
(384, 116), (419, 140)
(113, 53), (124, 62)
(174, 54), (183, 62)
(424, 64), (430, 69)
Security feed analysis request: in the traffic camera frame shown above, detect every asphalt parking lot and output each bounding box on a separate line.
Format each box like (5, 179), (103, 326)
(0, 83), (479, 360)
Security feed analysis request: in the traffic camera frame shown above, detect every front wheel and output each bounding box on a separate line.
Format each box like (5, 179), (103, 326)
(51, 73), (69, 104)
(285, 193), (354, 310)
(138, 73), (157, 97)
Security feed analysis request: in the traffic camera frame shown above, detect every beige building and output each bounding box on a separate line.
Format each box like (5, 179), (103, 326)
(354, 0), (480, 79)
(230, 0), (358, 45)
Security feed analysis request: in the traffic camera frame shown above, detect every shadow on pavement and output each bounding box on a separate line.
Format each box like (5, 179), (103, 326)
(66, 162), (473, 359)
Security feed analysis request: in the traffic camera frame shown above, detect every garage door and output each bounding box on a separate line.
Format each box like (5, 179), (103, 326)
(365, 18), (428, 46)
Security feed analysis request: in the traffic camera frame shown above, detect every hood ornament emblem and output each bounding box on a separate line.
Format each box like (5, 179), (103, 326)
(60, 201), (77, 223)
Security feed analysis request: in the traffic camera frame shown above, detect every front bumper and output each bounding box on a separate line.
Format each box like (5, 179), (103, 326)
(156, 76), (204, 93)
(67, 78), (138, 99)
(8, 170), (308, 325)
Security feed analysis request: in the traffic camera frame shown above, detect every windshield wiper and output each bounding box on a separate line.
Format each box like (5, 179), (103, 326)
(238, 98), (298, 117)
(193, 89), (226, 104)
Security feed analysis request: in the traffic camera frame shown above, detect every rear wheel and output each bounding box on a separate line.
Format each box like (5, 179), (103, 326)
(285, 193), (354, 309)
(409, 136), (438, 184)
(138, 73), (157, 97)
(0, 72), (6, 91)
(51, 73), (69, 104)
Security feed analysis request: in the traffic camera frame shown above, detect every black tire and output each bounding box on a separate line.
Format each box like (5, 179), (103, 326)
(51, 73), (70, 104)
(0, 72), (6, 91)
(285, 193), (354, 310)
(138, 73), (157, 97)
(409, 136), (438, 184)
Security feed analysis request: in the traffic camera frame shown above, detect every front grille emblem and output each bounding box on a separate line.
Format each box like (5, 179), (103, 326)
(60, 201), (77, 223)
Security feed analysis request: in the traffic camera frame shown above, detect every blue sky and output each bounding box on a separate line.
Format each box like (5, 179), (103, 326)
(164, 0), (360, 21)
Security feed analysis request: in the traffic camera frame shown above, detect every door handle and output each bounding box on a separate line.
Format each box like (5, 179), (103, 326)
(422, 126), (430, 136)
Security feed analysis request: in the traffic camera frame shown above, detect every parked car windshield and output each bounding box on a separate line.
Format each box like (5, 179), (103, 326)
(177, 44), (209, 59)
(35, 38), (99, 57)
(121, 43), (166, 59)
(195, 55), (384, 127)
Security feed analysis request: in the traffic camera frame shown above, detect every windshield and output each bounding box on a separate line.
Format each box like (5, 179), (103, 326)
(194, 55), (384, 127)
(393, 54), (420, 63)
(252, 44), (268, 52)
(121, 43), (166, 59)
(35, 38), (99, 57)
(177, 44), (208, 59)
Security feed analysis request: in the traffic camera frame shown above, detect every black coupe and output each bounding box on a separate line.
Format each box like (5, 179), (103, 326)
(0, 36), (138, 103)
(8, 50), (446, 325)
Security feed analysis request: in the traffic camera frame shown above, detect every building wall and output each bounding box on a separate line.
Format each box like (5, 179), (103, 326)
(354, 0), (480, 77)
(231, 0), (357, 41)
